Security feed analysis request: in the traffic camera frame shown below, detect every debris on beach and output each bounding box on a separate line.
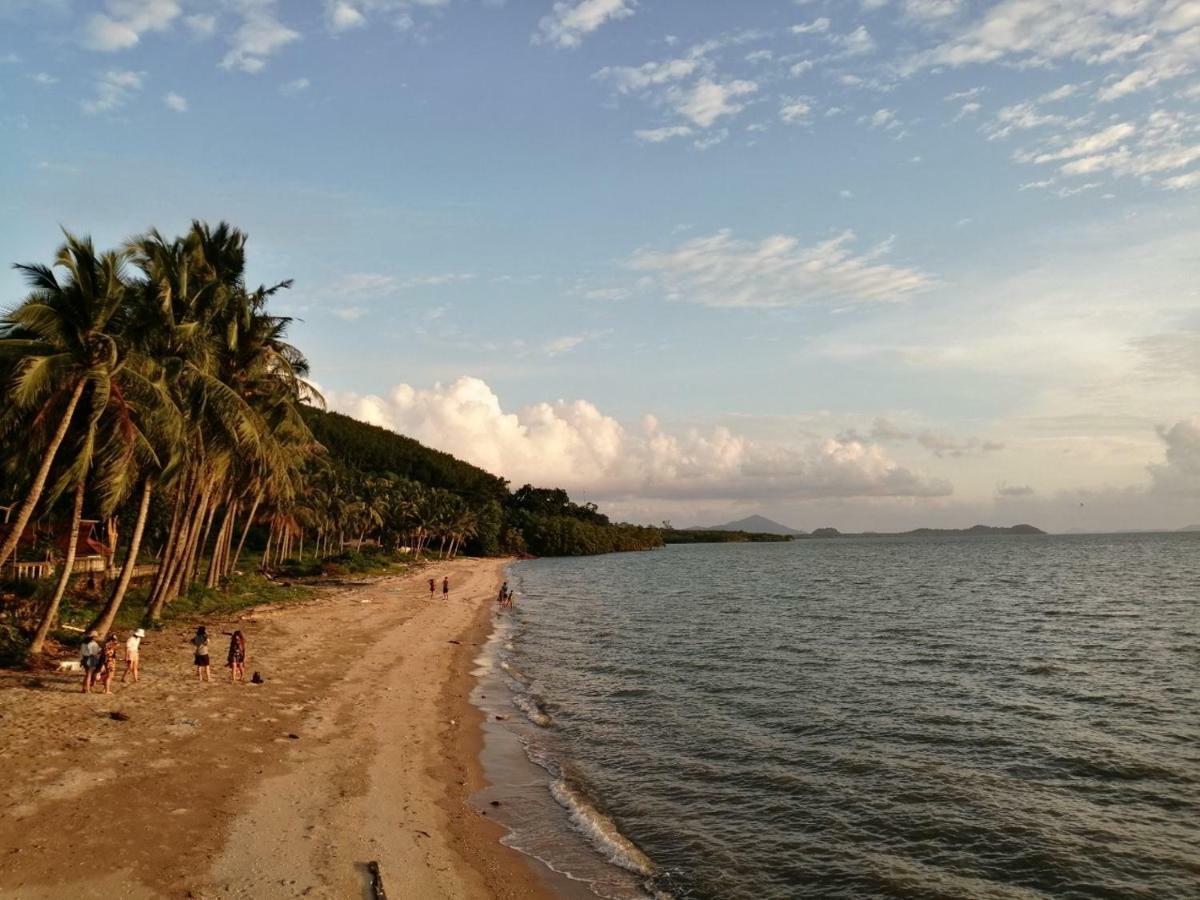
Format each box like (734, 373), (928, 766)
(109, 711), (130, 722)
(367, 860), (387, 899)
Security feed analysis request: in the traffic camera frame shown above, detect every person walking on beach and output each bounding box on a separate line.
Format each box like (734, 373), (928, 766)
(442, 576), (450, 600)
(99, 634), (120, 694)
(80, 632), (101, 693)
(192, 626), (211, 682)
(122, 628), (145, 683)
(428, 577), (436, 600)
(226, 630), (247, 683)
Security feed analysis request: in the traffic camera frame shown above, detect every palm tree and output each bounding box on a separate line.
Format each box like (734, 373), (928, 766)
(0, 234), (128, 571)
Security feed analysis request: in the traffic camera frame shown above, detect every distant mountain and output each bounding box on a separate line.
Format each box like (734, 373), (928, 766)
(802, 523), (1045, 539)
(697, 515), (806, 535)
(1179, 524), (1200, 532)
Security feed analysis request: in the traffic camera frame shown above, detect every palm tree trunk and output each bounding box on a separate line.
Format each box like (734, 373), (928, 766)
(89, 478), (152, 639)
(0, 379), (87, 570)
(229, 489), (262, 575)
(205, 494), (235, 588)
(261, 519), (274, 570)
(26, 481), (85, 656)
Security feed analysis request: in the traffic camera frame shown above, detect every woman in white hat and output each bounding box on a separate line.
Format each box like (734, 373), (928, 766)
(122, 628), (146, 683)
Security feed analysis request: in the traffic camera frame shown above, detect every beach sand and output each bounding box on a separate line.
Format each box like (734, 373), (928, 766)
(0, 558), (553, 899)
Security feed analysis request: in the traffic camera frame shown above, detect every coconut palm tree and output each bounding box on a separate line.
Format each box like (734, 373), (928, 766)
(0, 234), (129, 571)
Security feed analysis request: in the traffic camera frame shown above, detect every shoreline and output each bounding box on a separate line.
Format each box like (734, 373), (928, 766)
(0, 558), (553, 898)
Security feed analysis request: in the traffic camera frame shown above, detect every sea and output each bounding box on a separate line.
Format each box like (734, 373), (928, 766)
(469, 533), (1200, 900)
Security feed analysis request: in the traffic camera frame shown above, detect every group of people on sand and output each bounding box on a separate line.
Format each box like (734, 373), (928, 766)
(78, 628), (144, 694)
(497, 580), (515, 608)
(428, 575), (450, 600)
(189, 626), (247, 683)
(78, 625), (248, 693)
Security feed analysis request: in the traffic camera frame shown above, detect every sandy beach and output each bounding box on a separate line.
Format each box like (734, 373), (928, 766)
(0, 558), (553, 899)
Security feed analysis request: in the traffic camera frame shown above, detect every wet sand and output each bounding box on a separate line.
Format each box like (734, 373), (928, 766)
(0, 558), (553, 899)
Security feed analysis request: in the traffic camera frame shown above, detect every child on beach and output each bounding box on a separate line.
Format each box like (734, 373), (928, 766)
(99, 634), (120, 694)
(192, 626), (211, 682)
(80, 632), (101, 693)
(122, 628), (145, 683)
(428, 577), (436, 600)
(442, 576), (449, 600)
(226, 630), (247, 683)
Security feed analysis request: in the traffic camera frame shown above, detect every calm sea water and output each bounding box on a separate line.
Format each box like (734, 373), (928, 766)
(485, 534), (1199, 899)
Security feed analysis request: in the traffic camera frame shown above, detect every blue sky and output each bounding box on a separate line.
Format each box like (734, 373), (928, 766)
(3, 0), (1200, 531)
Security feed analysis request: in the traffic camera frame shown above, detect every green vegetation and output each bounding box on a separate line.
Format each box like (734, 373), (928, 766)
(663, 529), (793, 544)
(0, 221), (660, 662)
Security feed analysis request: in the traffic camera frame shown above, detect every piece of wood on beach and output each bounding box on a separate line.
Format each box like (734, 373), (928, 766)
(367, 860), (387, 899)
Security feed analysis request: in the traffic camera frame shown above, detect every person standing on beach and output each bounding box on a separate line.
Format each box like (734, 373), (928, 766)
(428, 577), (436, 600)
(226, 630), (247, 683)
(121, 628), (145, 683)
(442, 576), (449, 600)
(80, 632), (101, 693)
(192, 626), (211, 682)
(99, 634), (120, 694)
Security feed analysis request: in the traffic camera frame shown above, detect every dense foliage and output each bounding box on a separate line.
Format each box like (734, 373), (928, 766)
(0, 222), (661, 658)
(663, 529), (793, 544)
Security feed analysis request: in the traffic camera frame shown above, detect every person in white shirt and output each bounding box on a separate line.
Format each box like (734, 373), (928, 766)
(80, 633), (101, 693)
(122, 628), (145, 683)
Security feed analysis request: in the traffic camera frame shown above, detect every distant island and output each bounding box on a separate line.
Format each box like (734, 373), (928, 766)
(665, 522), (1045, 544)
(799, 524), (1046, 539)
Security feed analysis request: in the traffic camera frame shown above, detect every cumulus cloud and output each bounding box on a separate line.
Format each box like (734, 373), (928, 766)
(325, 376), (952, 502)
(81, 69), (145, 114)
(594, 56), (699, 93)
(629, 229), (934, 308)
(534, 0), (634, 49)
(1149, 416), (1200, 495)
(82, 0), (180, 52)
(221, 0), (299, 74)
(779, 97), (812, 124)
(163, 91), (187, 111)
(666, 77), (758, 128)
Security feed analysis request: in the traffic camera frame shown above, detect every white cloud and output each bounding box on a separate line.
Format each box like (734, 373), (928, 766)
(280, 76), (311, 95)
(543, 334), (588, 356)
(30, 72), (58, 86)
(904, 0), (962, 20)
(780, 97), (812, 123)
(667, 77), (757, 128)
(221, 0), (300, 74)
(81, 69), (145, 114)
(1149, 416), (1200, 495)
(634, 125), (693, 143)
(328, 1), (367, 31)
(629, 229), (935, 308)
(332, 306), (368, 321)
(791, 18), (830, 35)
(185, 13), (216, 38)
(594, 56), (699, 94)
(837, 25), (877, 56)
(83, 0), (181, 52)
(534, 0), (634, 49)
(330, 271), (474, 297)
(163, 91), (187, 112)
(326, 376), (951, 501)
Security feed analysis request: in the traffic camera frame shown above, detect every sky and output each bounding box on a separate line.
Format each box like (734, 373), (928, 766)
(2, 0), (1199, 532)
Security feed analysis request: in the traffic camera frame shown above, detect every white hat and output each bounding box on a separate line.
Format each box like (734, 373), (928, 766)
(134, 628), (146, 638)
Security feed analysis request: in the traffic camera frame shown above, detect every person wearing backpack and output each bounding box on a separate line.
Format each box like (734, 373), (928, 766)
(79, 633), (101, 693)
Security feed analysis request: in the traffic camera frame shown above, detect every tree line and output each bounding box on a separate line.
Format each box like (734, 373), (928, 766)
(0, 222), (661, 659)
